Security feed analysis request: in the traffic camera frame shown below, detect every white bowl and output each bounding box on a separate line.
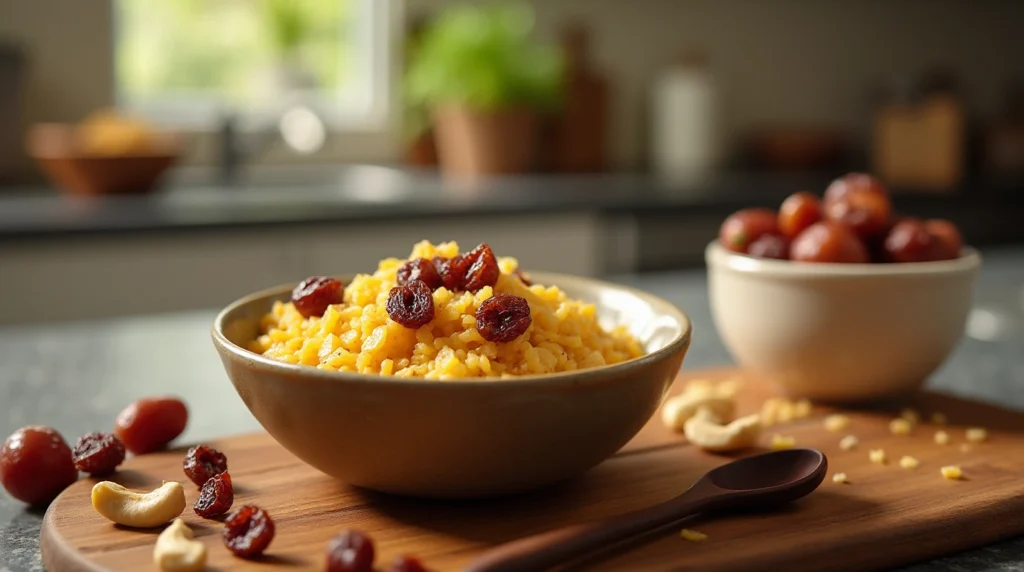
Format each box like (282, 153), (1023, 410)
(706, 241), (981, 403)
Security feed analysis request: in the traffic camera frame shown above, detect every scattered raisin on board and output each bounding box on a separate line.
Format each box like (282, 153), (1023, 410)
(389, 555), (428, 572)
(326, 530), (376, 572)
(223, 504), (275, 558)
(71, 432), (125, 476)
(194, 471), (234, 518)
(183, 444), (228, 487)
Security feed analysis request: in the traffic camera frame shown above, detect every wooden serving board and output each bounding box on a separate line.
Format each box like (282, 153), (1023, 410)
(41, 368), (1024, 572)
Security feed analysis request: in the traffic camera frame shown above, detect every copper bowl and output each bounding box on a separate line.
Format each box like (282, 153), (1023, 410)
(26, 123), (180, 196)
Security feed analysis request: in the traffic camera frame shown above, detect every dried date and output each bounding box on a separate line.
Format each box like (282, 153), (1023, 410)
(1, 426), (78, 505)
(114, 397), (188, 455)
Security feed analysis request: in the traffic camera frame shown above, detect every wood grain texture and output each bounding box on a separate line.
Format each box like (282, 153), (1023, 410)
(41, 368), (1024, 572)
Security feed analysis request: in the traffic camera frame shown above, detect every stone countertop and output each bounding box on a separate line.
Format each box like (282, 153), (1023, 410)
(2, 167), (1023, 241)
(1, 247), (1023, 571)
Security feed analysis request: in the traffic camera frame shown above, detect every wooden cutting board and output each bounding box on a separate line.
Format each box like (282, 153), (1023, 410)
(40, 368), (1024, 572)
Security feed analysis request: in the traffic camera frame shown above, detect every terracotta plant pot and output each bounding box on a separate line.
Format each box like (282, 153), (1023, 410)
(404, 127), (439, 168)
(432, 105), (539, 179)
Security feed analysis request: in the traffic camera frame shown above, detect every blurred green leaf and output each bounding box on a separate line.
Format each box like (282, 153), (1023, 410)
(265, 0), (309, 55)
(405, 1), (564, 113)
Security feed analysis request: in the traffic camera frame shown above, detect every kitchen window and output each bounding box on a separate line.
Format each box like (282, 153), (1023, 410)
(113, 0), (392, 131)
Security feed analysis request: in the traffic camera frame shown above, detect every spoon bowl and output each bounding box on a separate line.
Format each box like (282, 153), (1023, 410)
(467, 448), (828, 572)
(701, 448), (827, 508)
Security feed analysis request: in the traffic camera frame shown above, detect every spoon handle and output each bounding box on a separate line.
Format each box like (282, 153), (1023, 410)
(463, 490), (717, 572)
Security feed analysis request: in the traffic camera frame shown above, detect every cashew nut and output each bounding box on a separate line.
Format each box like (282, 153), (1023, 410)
(661, 393), (735, 432)
(683, 407), (762, 452)
(683, 378), (741, 400)
(153, 518), (207, 572)
(682, 379), (715, 398)
(91, 480), (186, 528)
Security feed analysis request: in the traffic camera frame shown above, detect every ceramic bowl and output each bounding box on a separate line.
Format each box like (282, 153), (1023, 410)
(212, 272), (691, 499)
(26, 123), (180, 196)
(706, 241), (981, 403)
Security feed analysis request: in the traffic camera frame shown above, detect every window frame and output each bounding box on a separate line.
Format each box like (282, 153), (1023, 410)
(111, 0), (394, 134)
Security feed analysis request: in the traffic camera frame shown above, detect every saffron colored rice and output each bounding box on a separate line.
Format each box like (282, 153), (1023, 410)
(249, 241), (645, 379)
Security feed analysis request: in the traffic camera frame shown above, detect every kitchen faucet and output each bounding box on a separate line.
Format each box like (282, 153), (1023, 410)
(217, 102), (328, 184)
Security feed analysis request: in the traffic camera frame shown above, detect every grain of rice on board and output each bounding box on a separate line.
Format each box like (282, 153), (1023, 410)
(250, 241), (644, 379)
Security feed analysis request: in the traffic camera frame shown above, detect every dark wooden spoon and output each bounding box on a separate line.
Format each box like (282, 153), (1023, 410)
(464, 448), (828, 572)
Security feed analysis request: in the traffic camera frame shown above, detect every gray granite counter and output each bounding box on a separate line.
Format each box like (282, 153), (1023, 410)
(1, 247), (1023, 571)
(2, 167), (1023, 247)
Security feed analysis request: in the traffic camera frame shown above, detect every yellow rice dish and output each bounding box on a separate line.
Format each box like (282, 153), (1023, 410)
(249, 241), (644, 379)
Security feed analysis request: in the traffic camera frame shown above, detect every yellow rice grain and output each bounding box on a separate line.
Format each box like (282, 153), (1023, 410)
(680, 529), (708, 542)
(869, 449), (887, 464)
(900, 408), (921, 424)
(965, 428), (988, 443)
(899, 455), (920, 469)
(839, 435), (859, 451)
(771, 434), (796, 450)
(941, 465), (963, 480)
(793, 399), (812, 418)
(889, 418), (912, 436)
(251, 241), (644, 378)
(824, 414), (851, 432)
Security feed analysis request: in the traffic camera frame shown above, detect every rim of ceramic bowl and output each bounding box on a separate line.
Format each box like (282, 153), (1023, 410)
(211, 271), (692, 388)
(706, 240), (982, 277)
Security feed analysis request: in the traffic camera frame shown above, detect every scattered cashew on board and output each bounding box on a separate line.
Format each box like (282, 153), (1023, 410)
(91, 480), (186, 528)
(684, 408), (762, 452)
(153, 518), (207, 572)
(661, 377), (765, 452)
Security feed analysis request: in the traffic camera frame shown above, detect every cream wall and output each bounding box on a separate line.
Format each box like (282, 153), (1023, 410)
(3, 0), (1024, 173)
(0, 0), (114, 123)
(0, 0), (114, 177)
(407, 0), (1024, 168)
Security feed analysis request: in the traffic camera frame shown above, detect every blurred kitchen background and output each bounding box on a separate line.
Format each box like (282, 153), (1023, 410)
(1, 0), (1023, 324)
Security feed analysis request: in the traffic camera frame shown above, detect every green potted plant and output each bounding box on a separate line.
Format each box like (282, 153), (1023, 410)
(258, 0), (318, 97)
(405, 2), (564, 179)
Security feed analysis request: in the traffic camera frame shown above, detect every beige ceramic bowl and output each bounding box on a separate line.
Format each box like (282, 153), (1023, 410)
(706, 241), (981, 403)
(212, 272), (691, 499)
